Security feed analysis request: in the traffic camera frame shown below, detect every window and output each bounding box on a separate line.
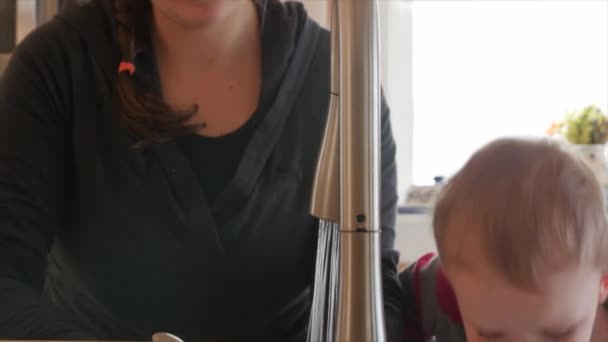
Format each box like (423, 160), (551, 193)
(404, 0), (608, 186)
(299, 0), (607, 197)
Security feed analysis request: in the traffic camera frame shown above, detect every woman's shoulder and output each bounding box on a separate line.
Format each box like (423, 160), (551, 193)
(265, 0), (307, 21)
(6, 2), (116, 89)
(16, 0), (112, 56)
(2, 0), (117, 120)
(264, 0), (329, 42)
(260, 0), (329, 79)
(6, 0), (119, 96)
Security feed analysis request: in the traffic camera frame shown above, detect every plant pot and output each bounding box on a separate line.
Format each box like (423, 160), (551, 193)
(570, 143), (608, 186)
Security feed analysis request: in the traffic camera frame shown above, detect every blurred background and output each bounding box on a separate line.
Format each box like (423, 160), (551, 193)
(304, 0), (608, 261)
(1, 0), (607, 262)
(305, 0), (608, 188)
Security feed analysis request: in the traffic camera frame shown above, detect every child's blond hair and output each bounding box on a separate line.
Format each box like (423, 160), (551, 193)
(434, 138), (608, 289)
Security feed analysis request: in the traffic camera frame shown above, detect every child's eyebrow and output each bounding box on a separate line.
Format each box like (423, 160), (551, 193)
(476, 328), (505, 339)
(540, 316), (585, 338)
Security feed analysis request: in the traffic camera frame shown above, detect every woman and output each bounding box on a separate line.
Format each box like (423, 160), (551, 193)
(0, 0), (404, 340)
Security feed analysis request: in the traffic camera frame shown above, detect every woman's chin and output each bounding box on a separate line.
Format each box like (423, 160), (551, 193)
(151, 0), (243, 28)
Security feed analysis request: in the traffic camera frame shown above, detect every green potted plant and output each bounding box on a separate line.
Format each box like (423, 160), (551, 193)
(548, 105), (608, 185)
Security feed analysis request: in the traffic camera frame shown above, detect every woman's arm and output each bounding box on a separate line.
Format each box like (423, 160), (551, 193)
(0, 22), (93, 339)
(378, 94), (408, 341)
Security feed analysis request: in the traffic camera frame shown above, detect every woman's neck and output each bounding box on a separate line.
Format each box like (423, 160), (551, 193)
(151, 0), (260, 74)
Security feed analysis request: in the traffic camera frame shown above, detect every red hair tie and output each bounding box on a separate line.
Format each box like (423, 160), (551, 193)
(118, 61), (136, 76)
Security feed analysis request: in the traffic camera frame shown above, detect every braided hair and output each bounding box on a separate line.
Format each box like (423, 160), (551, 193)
(111, 0), (201, 148)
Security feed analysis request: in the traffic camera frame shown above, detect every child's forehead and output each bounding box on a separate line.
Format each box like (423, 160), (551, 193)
(449, 265), (601, 326)
(446, 259), (600, 294)
(438, 215), (605, 290)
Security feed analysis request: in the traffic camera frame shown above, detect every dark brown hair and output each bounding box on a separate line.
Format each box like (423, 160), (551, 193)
(111, 0), (201, 148)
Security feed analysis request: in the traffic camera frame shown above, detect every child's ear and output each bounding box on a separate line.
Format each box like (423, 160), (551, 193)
(599, 274), (608, 304)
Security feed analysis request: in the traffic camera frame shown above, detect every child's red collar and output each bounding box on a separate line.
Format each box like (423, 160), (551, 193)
(437, 262), (463, 324)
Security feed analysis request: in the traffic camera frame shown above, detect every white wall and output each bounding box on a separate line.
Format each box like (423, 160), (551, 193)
(410, 1), (608, 184)
(382, 2), (414, 197)
(395, 214), (436, 263)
